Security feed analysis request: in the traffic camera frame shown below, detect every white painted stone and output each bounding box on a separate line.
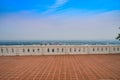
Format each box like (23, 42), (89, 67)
(0, 45), (120, 56)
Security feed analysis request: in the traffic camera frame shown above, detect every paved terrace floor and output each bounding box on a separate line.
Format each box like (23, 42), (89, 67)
(0, 54), (120, 80)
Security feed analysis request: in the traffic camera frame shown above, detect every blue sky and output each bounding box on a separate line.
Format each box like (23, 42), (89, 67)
(0, 0), (120, 40)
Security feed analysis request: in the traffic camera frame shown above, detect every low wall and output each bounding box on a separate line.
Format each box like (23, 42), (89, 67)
(0, 45), (120, 56)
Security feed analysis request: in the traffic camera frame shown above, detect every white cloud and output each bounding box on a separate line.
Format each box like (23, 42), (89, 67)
(50, 0), (68, 9)
(42, 0), (68, 15)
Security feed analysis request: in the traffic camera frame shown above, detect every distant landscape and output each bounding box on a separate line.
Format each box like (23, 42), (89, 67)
(0, 40), (120, 45)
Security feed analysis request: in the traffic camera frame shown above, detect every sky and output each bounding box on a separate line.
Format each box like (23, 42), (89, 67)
(0, 0), (120, 40)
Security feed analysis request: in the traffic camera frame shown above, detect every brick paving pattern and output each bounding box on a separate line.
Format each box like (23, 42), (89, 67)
(0, 54), (120, 80)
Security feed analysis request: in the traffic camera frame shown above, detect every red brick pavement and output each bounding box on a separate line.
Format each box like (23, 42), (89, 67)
(0, 54), (120, 80)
